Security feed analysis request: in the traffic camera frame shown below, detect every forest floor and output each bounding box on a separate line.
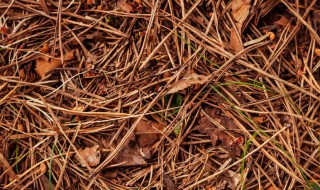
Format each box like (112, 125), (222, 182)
(0, 0), (320, 189)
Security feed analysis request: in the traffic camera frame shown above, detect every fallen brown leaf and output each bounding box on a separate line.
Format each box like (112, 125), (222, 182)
(97, 5), (103, 10)
(230, 28), (244, 53)
(104, 169), (118, 179)
(40, 162), (47, 174)
(229, 0), (251, 52)
(87, 0), (93, 5)
(198, 108), (242, 157)
(231, 0), (251, 26)
(274, 16), (289, 27)
(117, 0), (133, 13)
(167, 73), (210, 94)
(84, 62), (98, 78)
(72, 105), (85, 112)
(40, 175), (56, 190)
(315, 48), (320, 56)
(40, 43), (49, 53)
(1, 27), (8, 34)
(227, 170), (241, 188)
(111, 145), (148, 166)
(164, 175), (177, 190)
(134, 118), (164, 147)
(252, 116), (265, 124)
(19, 68), (26, 80)
(35, 56), (61, 79)
(35, 51), (74, 79)
(103, 134), (149, 167)
(75, 145), (101, 167)
(64, 50), (74, 60)
(17, 123), (25, 132)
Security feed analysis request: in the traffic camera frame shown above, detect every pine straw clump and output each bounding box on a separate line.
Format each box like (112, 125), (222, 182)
(0, 0), (319, 189)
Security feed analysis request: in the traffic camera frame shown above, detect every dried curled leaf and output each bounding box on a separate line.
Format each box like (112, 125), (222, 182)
(230, 28), (243, 53)
(252, 116), (266, 124)
(274, 16), (289, 27)
(134, 119), (164, 147)
(35, 51), (74, 79)
(198, 108), (242, 157)
(17, 123), (25, 132)
(87, 0), (93, 5)
(35, 56), (61, 79)
(166, 73), (210, 94)
(72, 105), (85, 112)
(117, 0), (133, 13)
(97, 5), (103, 10)
(103, 134), (149, 166)
(111, 146), (148, 166)
(84, 62), (99, 78)
(164, 175), (177, 190)
(229, 0), (251, 53)
(40, 163), (47, 173)
(75, 145), (101, 167)
(1, 27), (8, 34)
(40, 43), (49, 53)
(231, 0), (251, 26)
(227, 170), (241, 188)
(315, 48), (320, 56)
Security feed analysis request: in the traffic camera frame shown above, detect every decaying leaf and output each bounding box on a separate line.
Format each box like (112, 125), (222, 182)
(102, 134), (149, 167)
(35, 56), (61, 79)
(40, 43), (49, 53)
(230, 28), (243, 53)
(134, 118), (164, 147)
(87, 0), (93, 5)
(72, 105), (85, 112)
(64, 50), (75, 60)
(198, 108), (242, 157)
(19, 68), (26, 80)
(274, 16), (289, 27)
(40, 175), (56, 190)
(134, 0), (142, 4)
(39, 162), (47, 174)
(315, 48), (320, 56)
(111, 146), (148, 166)
(252, 116), (265, 124)
(164, 175), (177, 190)
(104, 169), (118, 179)
(229, 0), (251, 52)
(117, 0), (133, 13)
(97, 5), (103, 10)
(227, 170), (241, 188)
(84, 62), (99, 78)
(35, 51), (74, 79)
(75, 145), (101, 167)
(231, 0), (251, 26)
(1, 27), (8, 34)
(17, 123), (25, 132)
(167, 73), (210, 94)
